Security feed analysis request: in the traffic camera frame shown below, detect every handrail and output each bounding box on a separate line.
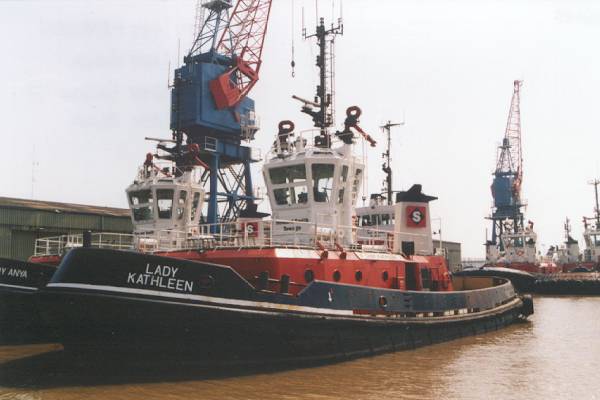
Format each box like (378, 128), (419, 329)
(135, 218), (431, 254)
(34, 232), (135, 256)
(33, 219), (434, 256)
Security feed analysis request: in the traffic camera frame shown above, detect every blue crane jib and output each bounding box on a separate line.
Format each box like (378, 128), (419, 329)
(170, 52), (255, 141)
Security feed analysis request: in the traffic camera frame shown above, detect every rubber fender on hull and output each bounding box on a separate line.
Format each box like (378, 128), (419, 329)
(520, 294), (534, 316)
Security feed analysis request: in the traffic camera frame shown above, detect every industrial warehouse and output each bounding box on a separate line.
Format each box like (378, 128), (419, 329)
(0, 197), (131, 261)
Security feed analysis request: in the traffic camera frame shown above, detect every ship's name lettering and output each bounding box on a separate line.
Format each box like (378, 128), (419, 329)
(0, 267), (28, 279)
(126, 263), (193, 293)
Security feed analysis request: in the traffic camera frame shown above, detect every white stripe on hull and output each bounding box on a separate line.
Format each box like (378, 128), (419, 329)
(0, 283), (38, 291)
(46, 282), (354, 316)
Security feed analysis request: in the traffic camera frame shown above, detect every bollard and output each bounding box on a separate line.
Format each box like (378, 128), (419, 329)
(280, 274), (290, 294)
(258, 271), (269, 291)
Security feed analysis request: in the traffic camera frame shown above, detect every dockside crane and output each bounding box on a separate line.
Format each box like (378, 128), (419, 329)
(168, 0), (272, 224)
(487, 80), (526, 252)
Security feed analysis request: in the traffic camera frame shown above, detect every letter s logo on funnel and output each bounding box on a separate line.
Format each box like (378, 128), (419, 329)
(406, 206), (426, 228)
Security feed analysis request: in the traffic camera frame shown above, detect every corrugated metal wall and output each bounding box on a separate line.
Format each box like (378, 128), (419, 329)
(433, 240), (462, 272)
(0, 226), (11, 259)
(0, 207), (132, 261)
(10, 230), (37, 261)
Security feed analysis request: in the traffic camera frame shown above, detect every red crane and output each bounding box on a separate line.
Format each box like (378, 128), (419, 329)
(495, 80), (524, 199)
(210, 0), (273, 109)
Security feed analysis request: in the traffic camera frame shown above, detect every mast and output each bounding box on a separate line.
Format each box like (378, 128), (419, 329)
(380, 121), (404, 205)
(295, 14), (343, 146)
(589, 178), (600, 225)
(564, 217), (571, 242)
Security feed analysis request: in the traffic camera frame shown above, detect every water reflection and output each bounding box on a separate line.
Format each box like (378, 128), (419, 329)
(1, 296), (599, 400)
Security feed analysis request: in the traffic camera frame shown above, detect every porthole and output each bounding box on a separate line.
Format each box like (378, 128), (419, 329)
(378, 296), (388, 308)
(382, 270), (389, 282)
(304, 269), (315, 283)
(333, 269), (341, 282)
(355, 270), (363, 282)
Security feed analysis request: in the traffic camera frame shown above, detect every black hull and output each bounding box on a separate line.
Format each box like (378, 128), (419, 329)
(0, 258), (57, 343)
(533, 273), (600, 295)
(454, 267), (536, 293)
(41, 248), (531, 365)
(42, 289), (526, 365)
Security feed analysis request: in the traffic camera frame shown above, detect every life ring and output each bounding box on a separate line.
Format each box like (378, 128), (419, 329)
(516, 250), (524, 256)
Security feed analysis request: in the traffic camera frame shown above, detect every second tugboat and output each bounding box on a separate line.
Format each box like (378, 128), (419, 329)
(484, 81), (557, 274)
(40, 2), (532, 364)
(580, 178), (600, 270)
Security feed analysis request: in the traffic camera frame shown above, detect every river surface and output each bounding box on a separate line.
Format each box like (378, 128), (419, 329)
(1, 296), (599, 400)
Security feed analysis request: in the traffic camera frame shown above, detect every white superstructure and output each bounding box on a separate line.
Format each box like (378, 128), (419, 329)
(583, 217), (600, 265)
(355, 187), (438, 256)
(262, 122), (364, 247)
(486, 220), (537, 264)
(126, 151), (205, 250)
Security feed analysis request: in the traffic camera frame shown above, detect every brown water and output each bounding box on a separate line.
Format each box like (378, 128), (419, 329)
(1, 296), (600, 400)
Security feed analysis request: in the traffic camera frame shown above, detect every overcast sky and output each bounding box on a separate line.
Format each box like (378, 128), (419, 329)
(1, 0), (599, 257)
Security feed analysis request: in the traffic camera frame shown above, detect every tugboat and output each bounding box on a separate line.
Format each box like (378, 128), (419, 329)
(0, 257), (56, 342)
(547, 181), (600, 273)
(40, 5), (532, 363)
(486, 220), (552, 274)
(551, 217), (586, 272)
(525, 181), (600, 294)
(581, 178), (600, 270)
(1, 231), (134, 342)
(40, 113), (533, 362)
(483, 81), (558, 275)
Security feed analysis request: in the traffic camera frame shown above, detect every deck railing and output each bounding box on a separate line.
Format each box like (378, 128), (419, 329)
(134, 218), (430, 254)
(34, 232), (135, 256)
(32, 220), (432, 256)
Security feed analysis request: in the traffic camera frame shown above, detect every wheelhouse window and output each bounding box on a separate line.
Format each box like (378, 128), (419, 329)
(273, 186), (308, 206)
(360, 215), (371, 227)
(269, 164), (306, 184)
(177, 190), (187, 220)
(190, 192), (201, 221)
(129, 190), (152, 205)
(156, 189), (174, 219)
(351, 168), (362, 203)
(338, 165), (348, 204)
(312, 164), (334, 202)
(381, 214), (391, 225)
(133, 207), (153, 221)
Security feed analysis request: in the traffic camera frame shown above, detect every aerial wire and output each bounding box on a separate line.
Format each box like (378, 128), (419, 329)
(291, 0), (295, 77)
